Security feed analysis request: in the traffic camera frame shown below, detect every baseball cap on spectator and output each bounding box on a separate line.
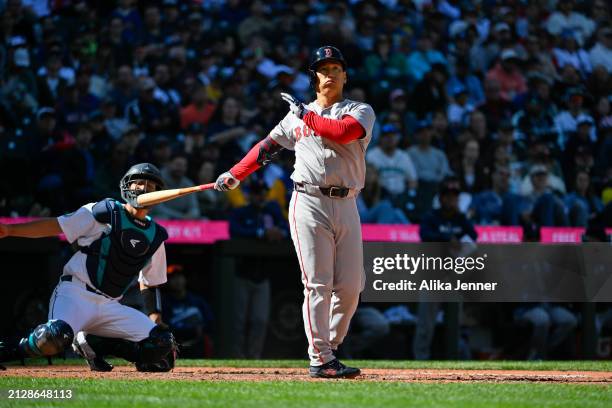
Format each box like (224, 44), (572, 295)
(37, 107), (55, 120)
(381, 124), (401, 135)
(494, 22), (510, 33)
(452, 83), (468, 96)
(500, 49), (519, 61)
(8, 36), (26, 47)
(14, 48), (30, 67)
(415, 118), (433, 131)
(449, 20), (469, 38)
(439, 176), (461, 195)
(576, 117), (594, 127)
(389, 88), (406, 101)
(529, 164), (548, 176)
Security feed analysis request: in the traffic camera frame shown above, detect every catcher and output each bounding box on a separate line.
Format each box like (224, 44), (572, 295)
(0, 163), (177, 372)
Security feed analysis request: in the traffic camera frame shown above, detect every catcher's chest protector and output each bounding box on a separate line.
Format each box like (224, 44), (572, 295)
(83, 199), (168, 297)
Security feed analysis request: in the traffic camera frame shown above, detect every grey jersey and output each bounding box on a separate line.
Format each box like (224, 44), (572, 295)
(269, 99), (376, 190)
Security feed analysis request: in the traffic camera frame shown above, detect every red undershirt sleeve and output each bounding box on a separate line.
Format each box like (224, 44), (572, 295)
(302, 111), (364, 144)
(229, 137), (280, 180)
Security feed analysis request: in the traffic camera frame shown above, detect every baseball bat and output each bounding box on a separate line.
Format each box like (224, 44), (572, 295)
(136, 183), (215, 207)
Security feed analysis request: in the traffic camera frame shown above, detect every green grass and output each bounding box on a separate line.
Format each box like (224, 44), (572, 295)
(0, 377), (609, 408)
(7, 358), (612, 372)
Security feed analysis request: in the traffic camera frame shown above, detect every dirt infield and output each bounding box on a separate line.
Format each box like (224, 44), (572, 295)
(2, 366), (611, 384)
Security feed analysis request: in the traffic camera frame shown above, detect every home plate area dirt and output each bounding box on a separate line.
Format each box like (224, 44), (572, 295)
(2, 366), (612, 384)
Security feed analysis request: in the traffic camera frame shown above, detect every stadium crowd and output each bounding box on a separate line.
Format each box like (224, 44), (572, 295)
(1, 0), (611, 230)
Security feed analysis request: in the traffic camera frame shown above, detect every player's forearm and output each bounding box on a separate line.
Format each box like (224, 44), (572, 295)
(302, 112), (363, 144)
(5, 218), (63, 238)
(230, 136), (282, 180)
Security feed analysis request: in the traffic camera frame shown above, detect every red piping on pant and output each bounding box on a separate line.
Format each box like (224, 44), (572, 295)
(292, 191), (322, 363)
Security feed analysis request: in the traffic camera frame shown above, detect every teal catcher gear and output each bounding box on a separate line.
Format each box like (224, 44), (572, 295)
(81, 199), (168, 298)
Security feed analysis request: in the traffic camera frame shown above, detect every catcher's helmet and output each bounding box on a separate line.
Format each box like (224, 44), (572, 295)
(120, 163), (165, 208)
(309, 46), (346, 89)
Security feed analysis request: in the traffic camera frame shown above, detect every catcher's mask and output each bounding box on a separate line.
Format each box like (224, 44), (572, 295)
(119, 163), (165, 208)
(309, 46), (347, 90)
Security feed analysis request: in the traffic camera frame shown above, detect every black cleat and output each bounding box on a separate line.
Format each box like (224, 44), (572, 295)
(309, 359), (361, 379)
(72, 340), (113, 372)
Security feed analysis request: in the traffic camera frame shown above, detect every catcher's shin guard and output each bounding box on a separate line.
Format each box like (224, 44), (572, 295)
(135, 325), (178, 372)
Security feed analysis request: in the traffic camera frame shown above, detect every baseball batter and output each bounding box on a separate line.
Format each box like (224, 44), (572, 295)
(215, 46), (376, 378)
(0, 163), (177, 372)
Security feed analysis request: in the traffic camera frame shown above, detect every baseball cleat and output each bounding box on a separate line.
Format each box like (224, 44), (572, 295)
(309, 359), (361, 379)
(72, 334), (113, 372)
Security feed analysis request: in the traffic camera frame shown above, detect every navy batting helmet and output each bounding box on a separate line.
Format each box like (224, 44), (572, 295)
(309, 46), (347, 89)
(310, 46), (347, 71)
(120, 163), (165, 208)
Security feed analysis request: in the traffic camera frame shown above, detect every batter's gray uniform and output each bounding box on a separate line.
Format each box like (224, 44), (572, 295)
(269, 99), (376, 365)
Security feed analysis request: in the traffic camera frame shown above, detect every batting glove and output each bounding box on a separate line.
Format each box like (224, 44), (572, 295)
(214, 171), (240, 191)
(280, 92), (309, 119)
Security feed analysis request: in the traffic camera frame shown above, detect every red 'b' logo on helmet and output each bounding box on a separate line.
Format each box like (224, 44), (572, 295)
(324, 48), (332, 57)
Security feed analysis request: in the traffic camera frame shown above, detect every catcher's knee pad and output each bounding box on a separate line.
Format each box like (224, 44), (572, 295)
(20, 319), (74, 357)
(135, 325), (178, 372)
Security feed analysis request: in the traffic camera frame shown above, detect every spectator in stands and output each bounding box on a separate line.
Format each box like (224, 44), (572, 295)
(377, 89), (415, 146)
(554, 87), (596, 149)
(486, 49), (528, 103)
(366, 124), (417, 202)
(479, 78), (514, 131)
(553, 32), (592, 78)
(125, 76), (173, 135)
(409, 63), (449, 119)
(446, 56), (485, 107)
(469, 165), (526, 225)
(564, 170), (603, 227)
(183, 122), (206, 156)
(522, 164), (569, 227)
(180, 86), (216, 130)
(37, 52), (68, 107)
(162, 265), (214, 358)
(208, 96), (250, 170)
(589, 27), (612, 73)
(408, 120), (452, 218)
(447, 84), (475, 128)
(196, 160), (228, 220)
(453, 138), (488, 194)
(152, 153), (200, 220)
(545, 0), (595, 46)
(406, 32), (447, 83)
(358, 165), (411, 225)
(229, 179), (289, 358)
(108, 65), (138, 113)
